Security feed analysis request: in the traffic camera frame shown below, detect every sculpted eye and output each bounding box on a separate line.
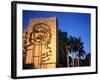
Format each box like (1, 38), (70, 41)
(41, 30), (46, 33)
(35, 30), (39, 33)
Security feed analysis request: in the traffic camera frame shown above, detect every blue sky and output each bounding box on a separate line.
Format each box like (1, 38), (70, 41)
(23, 10), (91, 54)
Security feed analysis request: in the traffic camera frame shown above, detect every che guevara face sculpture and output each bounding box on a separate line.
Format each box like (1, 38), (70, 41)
(32, 23), (52, 44)
(34, 26), (47, 43)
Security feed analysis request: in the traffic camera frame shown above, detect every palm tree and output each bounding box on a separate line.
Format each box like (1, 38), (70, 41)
(59, 31), (86, 67)
(78, 48), (86, 66)
(69, 36), (84, 67)
(73, 37), (79, 67)
(76, 37), (86, 66)
(69, 36), (78, 67)
(62, 44), (69, 67)
(59, 30), (71, 67)
(64, 39), (71, 67)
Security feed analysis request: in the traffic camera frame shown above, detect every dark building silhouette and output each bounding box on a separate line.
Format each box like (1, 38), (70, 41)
(57, 30), (68, 67)
(85, 53), (91, 66)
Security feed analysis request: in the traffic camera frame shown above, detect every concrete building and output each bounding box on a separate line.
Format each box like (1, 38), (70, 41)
(23, 17), (57, 69)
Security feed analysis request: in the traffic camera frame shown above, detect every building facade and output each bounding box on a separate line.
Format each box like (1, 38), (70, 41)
(23, 17), (57, 69)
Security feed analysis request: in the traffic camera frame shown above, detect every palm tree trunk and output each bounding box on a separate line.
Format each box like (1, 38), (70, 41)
(72, 52), (74, 67)
(66, 48), (69, 67)
(67, 52), (69, 67)
(78, 52), (80, 66)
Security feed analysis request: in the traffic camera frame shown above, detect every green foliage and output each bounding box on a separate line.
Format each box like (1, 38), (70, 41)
(58, 30), (89, 67)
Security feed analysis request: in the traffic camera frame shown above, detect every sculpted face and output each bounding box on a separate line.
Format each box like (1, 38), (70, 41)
(34, 27), (47, 43)
(31, 23), (51, 44)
